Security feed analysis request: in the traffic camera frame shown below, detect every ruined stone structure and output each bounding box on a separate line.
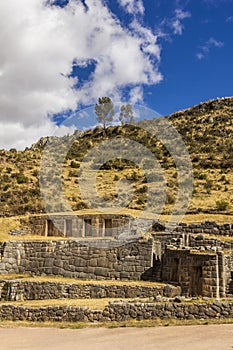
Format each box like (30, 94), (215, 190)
(160, 248), (226, 298)
(25, 213), (130, 238)
(175, 221), (233, 236)
(1, 215), (233, 299)
(0, 239), (160, 281)
(24, 215), (233, 238)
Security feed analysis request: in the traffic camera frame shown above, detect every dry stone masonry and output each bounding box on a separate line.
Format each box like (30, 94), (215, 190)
(175, 222), (233, 236)
(0, 239), (157, 281)
(0, 300), (233, 323)
(0, 215), (233, 324)
(0, 280), (181, 301)
(23, 214), (131, 238)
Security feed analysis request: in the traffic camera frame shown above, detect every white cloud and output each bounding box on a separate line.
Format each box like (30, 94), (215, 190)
(159, 7), (191, 37)
(129, 86), (144, 104)
(196, 37), (224, 60)
(0, 121), (75, 150)
(117, 0), (144, 15)
(0, 0), (161, 149)
(171, 9), (191, 35)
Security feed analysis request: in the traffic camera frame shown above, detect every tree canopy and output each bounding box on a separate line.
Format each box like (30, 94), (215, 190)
(119, 104), (135, 125)
(95, 97), (114, 130)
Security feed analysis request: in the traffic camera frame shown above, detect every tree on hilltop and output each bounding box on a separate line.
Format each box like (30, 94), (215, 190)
(119, 104), (135, 125)
(95, 97), (114, 130)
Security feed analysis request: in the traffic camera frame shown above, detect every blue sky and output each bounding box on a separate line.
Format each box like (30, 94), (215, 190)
(64, 0), (233, 116)
(143, 0), (233, 115)
(0, 0), (232, 148)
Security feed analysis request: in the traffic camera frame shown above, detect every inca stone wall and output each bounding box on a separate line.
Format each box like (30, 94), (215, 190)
(24, 216), (233, 238)
(0, 239), (157, 281)
(225, 252), (233, 295)
(175, 222), (233, 236)
(0, 280), (181, 301)
(24, 214), (130, 238)
(154, 232), (233, 250)
(161, 248), (226, 298)
(0, 300), (233, 322)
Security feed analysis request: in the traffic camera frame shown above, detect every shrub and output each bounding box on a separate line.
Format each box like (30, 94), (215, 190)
(198, 173), (207, 180)
(216, 200), (229, 211)
(204, 179), (213, 190)
(16, 174), (28, 184)
(70, 160), (80, 168)
(166, 191), (176, 205)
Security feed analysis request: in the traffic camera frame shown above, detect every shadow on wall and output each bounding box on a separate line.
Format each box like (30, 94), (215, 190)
(141, 253), (162, 282)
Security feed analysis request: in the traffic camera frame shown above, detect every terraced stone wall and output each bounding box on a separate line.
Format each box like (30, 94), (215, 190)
(176, 222), (233, 236)
(0, 300), (233, 322)
(0, 280), (181, 301)
(0, 239), (157, 281)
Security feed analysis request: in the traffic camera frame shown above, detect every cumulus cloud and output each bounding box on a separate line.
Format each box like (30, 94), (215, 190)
(196, 37), (224, 60)
(0, 121), (75, 150)
(0, 0), (161, 149)
(129, 86), (144, 104)
(117, 0), (144, 15)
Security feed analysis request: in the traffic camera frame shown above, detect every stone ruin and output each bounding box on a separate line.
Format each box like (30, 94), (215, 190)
(24, 213), (131, 238)
(1, 213), (233, 300)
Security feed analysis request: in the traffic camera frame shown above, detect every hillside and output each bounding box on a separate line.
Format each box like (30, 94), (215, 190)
(0, 96), (232, 218)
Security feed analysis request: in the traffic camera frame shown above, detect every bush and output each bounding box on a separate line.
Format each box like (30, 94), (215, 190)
(70, 160), (80, 168)
(166, 191), (175, 205)
(198, 173), (207, 180)
(16, 174), (28, 184)
(216, 200), (229, 211)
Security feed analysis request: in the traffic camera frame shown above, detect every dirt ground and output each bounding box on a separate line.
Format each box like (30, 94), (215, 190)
(0, 324), (233, 350)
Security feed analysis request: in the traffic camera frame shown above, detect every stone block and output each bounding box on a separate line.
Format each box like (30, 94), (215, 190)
(94, 267), (108, 277)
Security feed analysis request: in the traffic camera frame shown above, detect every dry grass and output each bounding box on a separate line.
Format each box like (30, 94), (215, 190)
(0, 212), (232, 243)
(0, 99), (233, 217)
(0, 298), (126, 310)
(0, 274), (164, 286)
(0, 318), (233, 329)
(0, 216), (22, 241)
(208, 235), (233, 242)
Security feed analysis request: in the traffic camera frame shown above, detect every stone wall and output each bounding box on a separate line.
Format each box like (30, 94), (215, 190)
(176, 222), (233, 236)
(24, 214), (130, 238)
(24, 216), (233, 238)
(0, 239), (157, 281)
(0, 280), (181, 301)
(0, 300), (233, 322)
(225, 252), (233, 295)
(161, 248), (226, 298)
(154, 232), (233, 251)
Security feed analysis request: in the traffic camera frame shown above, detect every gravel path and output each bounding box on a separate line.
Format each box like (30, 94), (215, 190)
(0, 324), (233, 350)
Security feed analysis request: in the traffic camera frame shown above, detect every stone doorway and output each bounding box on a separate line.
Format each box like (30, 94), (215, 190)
(105, 219), (112, 237)
(47, 220), (54, 236)
(84, 219), (92, 237)
(66, 219), (72, 237)
(190, 266), (203, 296)
(171, 258), (180, 283)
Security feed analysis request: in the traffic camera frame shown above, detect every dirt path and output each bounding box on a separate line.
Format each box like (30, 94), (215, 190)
(0, 324), (233, 350)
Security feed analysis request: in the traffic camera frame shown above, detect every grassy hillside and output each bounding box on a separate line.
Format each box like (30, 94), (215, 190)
(0, 97), (232, 218)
